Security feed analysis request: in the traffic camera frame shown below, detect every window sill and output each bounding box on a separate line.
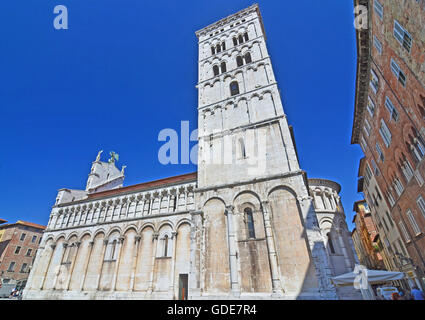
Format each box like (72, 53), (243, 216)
(103, 259), (117, 263)
(237, 238), (266, 243)
(155, 256), (172, 260)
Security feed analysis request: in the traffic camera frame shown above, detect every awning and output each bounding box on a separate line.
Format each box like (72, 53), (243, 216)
(331, 269), (405, 287)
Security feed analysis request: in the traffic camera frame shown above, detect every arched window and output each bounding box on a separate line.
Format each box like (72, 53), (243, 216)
(236, 56), (243, 67)
(221, 42), (226, 51)
(244, 208), (255, 239)
(238, 34), (243, 44)
(220, 62), (226, 73)
(244, 52), (252, 64)
(230, 81), (239, 96)
(163, 235), (169, 257)
(213, 65), (219, 76)
(239, 138), (246, 158)
(216, 44), (221, 53)
(414, 138), (425, 159)
(244, 32), (249, 42)
(327, 233), (335, 254)
(211, 46), (215, 55)
(233, 37), (238, 46)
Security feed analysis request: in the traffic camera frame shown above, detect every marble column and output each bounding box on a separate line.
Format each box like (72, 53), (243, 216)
(225, 205), (240, 296)
(96, 239), (109, 290)
(80, 241), (94, 291)
(130, 236), (142, 291)
(65, 242), (81, 290)
(147, 233), (159, 294)
(112, 237), (125, 290)
(261, 200), (283, 294)
(169, 231), (178, 298)
(40, 243), (56, 290)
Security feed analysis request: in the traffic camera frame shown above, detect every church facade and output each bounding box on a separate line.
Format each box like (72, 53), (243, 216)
(23, 4), (359, 300)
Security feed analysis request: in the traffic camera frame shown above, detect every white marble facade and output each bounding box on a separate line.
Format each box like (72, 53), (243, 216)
(24, 4), (358, 300)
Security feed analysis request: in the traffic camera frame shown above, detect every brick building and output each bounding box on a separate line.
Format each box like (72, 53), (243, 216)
(352, 0), (425, 290)
(351, 200), (385, 270)
(0, 220), (46, 287)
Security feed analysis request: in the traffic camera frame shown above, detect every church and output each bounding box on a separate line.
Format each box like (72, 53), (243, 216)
(23, 4), (359, 300)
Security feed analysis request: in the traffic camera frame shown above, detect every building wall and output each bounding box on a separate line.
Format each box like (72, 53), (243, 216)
(193, 4), (337, 300)
(24, 180), (196, 300)
(308, 179), (361, 299)
(352, 201), (384, 270)
(0, 224), (44, 285)
(352, 0), (425, 289)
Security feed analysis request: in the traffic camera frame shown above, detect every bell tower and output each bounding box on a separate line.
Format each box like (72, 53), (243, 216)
(191, 4), (338, 299)
(195, 4), (300, 188)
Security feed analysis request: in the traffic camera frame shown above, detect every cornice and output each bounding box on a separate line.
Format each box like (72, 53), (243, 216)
(351, 0), (371, 145)
(308, 178), (341, 194)
(195, 4), (260, 38)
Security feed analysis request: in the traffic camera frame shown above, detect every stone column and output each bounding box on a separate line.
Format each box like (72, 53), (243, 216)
(125, 200), (131, 218)
(147, 233), (159, 294)
(167, 194), (171, 212)
(53, 242), (68, 290)
(261, 201), (283, 294)
(347, 235), (360, 264)
(112, 237), (125, 291)
(278, 117), (299, 172)
(25, 245), (43, 290)
(80, 241), (94, 291)
(149, 197), (154, 215)
(65, 241), (81, 290)
(337, 229), (353, 272)
(225, 205), (240, 296)
(169, 231), (178, 298)
(189, 210), (203, 298)
(96, 239), (109, 290)
(130, 236), (142, 291)
(297, 194), (338, 299)
(40, 243), (56, 290)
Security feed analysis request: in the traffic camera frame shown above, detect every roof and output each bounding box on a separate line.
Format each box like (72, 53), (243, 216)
(195, 4), (266, 40)
(353, 199), (367, 212)
(0, 219), (7, 224)
(308, 178), (341, 193)
(87, 172), (197, 200)
(0, 220), (46, 230)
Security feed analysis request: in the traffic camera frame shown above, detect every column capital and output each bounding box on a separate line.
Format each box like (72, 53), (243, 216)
(75, 241), (81, 247)
(62, 242), (69, 248)
(171, 231), (178, 239)
(297, 195), (313, 203)
(225, 205), (234, 215)
(89, 241), (95, 246)
(118, 236), (125, 243)
(153, 233), (159, 240)
(135, 236), (142, 243)
(103, 239), (109, 245)
(50, 243), (57, 250)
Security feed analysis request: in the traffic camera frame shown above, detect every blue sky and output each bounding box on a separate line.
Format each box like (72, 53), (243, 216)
(0, 0), (363, 229)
